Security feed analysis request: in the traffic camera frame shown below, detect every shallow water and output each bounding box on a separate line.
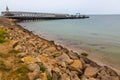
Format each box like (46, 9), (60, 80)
(19, 15), (120, 73)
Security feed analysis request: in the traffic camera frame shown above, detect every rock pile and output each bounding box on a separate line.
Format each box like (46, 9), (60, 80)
(0, 18), (119, 80)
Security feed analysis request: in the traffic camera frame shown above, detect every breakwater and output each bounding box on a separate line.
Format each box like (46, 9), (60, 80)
(0, 18), (119, 80)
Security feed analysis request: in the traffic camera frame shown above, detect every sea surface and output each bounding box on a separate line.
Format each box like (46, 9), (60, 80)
(19, 15), (120, 73)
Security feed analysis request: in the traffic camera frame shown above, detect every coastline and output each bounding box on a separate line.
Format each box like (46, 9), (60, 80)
(26, 27), (120, 74)
(0, 18), (119, 80)
(35, 32), (120, 74)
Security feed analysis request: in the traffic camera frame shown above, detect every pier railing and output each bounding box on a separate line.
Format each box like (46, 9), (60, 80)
(1, 11), (89, 21)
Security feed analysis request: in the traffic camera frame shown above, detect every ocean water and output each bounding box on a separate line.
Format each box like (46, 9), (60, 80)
(19, 15), (120, 73)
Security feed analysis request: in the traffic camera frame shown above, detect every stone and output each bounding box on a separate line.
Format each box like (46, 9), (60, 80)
(57, 62), (66, 68)
(110, 76), (120, 80)
(44, 47), (57, 52)
(36, 78), (42, 80)
(21, 56), (37, 64)
(17, 52), (27, 57)
(56, 45), (63, 51)
(51, 51), (62, 57)
(60, 73), (71, 80)
(28, 63), (40, 72)
(67, 51), (79, 59)
(89, 78), (98, 80)
(0, 72), (2, 80)
(11, 40), (19, 48)
(56, 53), (73, 64)
(81, 76), (88, 80)
(70, 60), (83, 72)
(40, 72), (47, 80)
(42, 44), (49, 49)
(84, 66), (99, 77)
(70, 71), (80, 80)
(27, 70), (39, 80)
(14, 45), (22, 51)
(52, 70), (60, 80)
(38, 55), (49, 63)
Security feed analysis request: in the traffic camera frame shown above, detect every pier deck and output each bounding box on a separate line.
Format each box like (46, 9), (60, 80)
(1, 11), (89, 21)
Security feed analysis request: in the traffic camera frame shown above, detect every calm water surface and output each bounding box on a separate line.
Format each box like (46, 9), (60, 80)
(19, 15), (120, 73)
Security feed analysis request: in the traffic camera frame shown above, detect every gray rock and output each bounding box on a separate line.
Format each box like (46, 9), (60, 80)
(52, 70), (60, 80)
(17, 52), (26, 57)
(67, 51), (79, 59)
(70, 71), (80, 80)
(27, 70), (39, 80)
(56, 53), (73, 64)
(27, 63), (40, 72)
(14, 44), (22, 51)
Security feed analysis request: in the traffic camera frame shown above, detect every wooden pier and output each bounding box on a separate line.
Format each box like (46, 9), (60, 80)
(1, 11), (89, 21)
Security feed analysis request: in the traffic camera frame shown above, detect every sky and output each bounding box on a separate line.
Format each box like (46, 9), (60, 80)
(0, 0), (120, 14)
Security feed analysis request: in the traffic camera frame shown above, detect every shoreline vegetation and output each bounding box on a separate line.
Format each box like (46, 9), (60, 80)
(0, 18), (119, 80)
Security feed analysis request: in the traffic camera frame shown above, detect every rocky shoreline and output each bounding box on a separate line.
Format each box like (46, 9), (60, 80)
(0, 18), (120, 80)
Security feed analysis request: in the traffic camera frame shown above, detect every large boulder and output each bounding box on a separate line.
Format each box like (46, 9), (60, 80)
(67, 51), (79, 60)
(40, 72), (47, 80)
(27, 63), (40, 72)
(70, 71), (80, 80)
(14, 44), (22, 51)
(56, 53), (73, 64)
(60, 73), (71, 80)
(84, 66), (99, 77)
(44, 46), (57, 52)
(97, 66), (120, 80)
(70, 60), (83, 73)
(27, 70), (40, 80)
(52, 70), (60, 80)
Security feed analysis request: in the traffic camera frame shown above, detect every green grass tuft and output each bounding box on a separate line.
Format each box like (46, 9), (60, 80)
(47, 74), (52, 80)
(16, 66), (29, 74)
(0, 29), (7, 43)
(81, 52), (88, 57)
(0, 61), (11, 72)
(0, 52), (9, 58)
(16, 66), (29, 80)
(40, 65), (46, 72)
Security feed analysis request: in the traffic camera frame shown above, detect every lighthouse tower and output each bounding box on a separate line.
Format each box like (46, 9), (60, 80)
(6, 6), (9, 12)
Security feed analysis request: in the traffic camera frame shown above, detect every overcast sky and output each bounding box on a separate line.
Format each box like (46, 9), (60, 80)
(0, 0), (120, 14)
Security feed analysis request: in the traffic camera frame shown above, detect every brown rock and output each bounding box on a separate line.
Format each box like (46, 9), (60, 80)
(60, 73), (71, 80)
(21, 56), (37, 64)
(11, 40), (19, 48)
(70, 71), (80, 80)
(57, 62), (66, 68)
(84, 66), (99, 77)
(27, 63), (40, 72)
(14, 44), (22, 51)
(56, 53), (73, 64)
(70, 60), (83, 72)
(67, 51), (79, 59)
(89, 78), (98, 80)
(44, 47), (57, 52)
(0, 72), (2, 80)
(52, 70), (60, 80)
(17, 52), (27, 57)
(27, 70), (39, 80)
(110, 76), (120, 80)
(40, 72), (47, 80)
